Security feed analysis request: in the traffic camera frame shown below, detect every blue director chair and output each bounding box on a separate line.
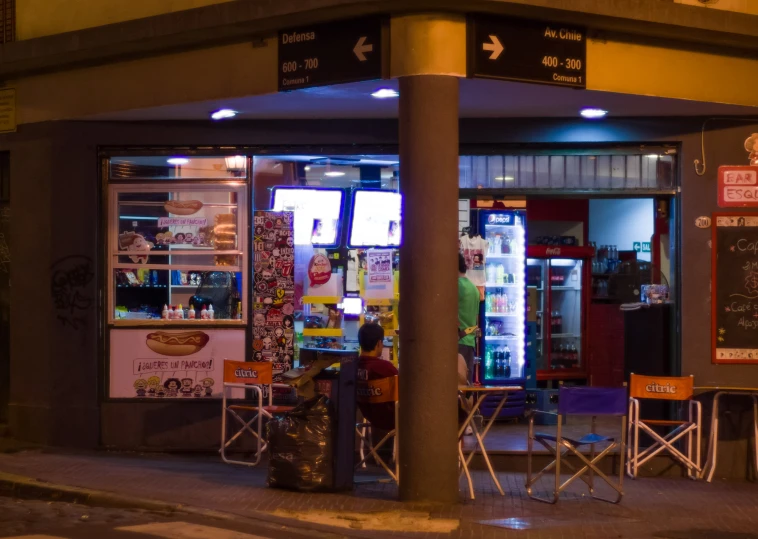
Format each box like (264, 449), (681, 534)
(526, 386), (628, 504)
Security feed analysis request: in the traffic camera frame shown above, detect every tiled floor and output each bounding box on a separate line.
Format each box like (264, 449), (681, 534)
(0, 447), (756, 539)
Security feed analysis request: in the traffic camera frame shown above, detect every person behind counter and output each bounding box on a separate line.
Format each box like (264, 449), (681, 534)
(357, 323), (398, 431)
(458, 252), (480, 383)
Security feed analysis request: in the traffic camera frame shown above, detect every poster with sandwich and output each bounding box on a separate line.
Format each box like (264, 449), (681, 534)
(109, 328), (245, 398)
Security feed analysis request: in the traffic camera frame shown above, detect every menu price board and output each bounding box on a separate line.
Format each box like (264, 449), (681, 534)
(712, 214), (758, 363)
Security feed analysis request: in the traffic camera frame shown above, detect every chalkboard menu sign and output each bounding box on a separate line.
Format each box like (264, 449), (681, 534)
(713, 214), (758, 363)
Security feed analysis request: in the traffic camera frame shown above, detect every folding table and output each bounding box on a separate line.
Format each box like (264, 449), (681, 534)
(458, 385), (523, 500)
(696, 386), (758, 482)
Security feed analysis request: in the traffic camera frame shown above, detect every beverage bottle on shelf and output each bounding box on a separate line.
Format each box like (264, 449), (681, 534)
(558, 344), (565, 364)
(504, 345), (512, 378)
(494, 234), (502, 254)
(495, 289), (502, 313)
(502, 291), (508, 313)
(556, 311), (562, 334)
(496, 264), (505, 284)
(487, 265), (496, 284)
(162, 305), (169, 319)
(536, 312), (542, 334)
(550, 311), (556, 334)
(502, 233), (512, 254)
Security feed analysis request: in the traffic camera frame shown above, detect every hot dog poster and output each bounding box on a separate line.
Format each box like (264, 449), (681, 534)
(253, 211), (295, 383)
(109, 328), (245, 398)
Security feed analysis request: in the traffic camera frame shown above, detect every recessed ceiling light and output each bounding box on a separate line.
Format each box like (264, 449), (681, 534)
(646, 154), (660, 158)
(167, 157), (189, 165)
(580, 108), (608, 119)
(210, 108), (238, 120)
(324, 171), (346, 177)
(304, 166), (311, 171)
(494, 176), (515, 181)
(371, 88), (399, 99)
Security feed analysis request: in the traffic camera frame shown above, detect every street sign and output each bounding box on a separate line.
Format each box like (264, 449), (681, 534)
(278, 17), (384, 91)
(468, 15), (586, 89)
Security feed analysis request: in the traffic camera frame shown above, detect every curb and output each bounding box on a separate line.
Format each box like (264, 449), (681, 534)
(0, 471), (372, 538)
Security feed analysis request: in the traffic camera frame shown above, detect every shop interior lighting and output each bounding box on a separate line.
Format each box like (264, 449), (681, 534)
(646, 154), (660, 158)
(324, 171), (346, 177)
(371, 88), (399, 99)
(341, 297), (364, 315)
(551, 258), (580, 267)
(579, 108), (608, 119)
(304, 166), (311, 171)
(224, 155), (247, 177)
(494, 176), (515, 181)
(210, 108), (238, 120)
(166, 157), (189, 165)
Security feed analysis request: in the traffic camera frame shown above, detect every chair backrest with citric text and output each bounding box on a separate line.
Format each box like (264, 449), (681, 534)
(357, 375), (399, 404)
(629, 373), (694, 401)
(223, 360), (273, 385)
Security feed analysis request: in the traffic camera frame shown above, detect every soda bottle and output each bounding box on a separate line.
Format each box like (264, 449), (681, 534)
(485, 347), (493, 378)
(502, 292), (508, 313)
(504, 345), (512, 378)
(556, 310), (563, 334)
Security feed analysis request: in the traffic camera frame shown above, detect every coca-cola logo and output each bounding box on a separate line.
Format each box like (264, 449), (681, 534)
(546, 247), (561, 255)
(487, 214), (512, 225)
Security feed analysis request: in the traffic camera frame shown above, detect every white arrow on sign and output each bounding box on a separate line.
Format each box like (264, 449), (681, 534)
(353, 36), (374, 62)
(482, 35), (504, 60)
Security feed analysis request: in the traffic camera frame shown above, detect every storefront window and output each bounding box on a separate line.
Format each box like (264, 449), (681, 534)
(110, 156), (247, 181)
(108, 183), (247, 324)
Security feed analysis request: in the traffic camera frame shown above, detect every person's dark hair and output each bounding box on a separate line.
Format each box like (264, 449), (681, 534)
(358, 323), (384, 352)
(458, 252), (467, 274)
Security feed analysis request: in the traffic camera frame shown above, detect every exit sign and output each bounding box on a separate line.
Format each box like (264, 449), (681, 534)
(633, 242), (651, 253)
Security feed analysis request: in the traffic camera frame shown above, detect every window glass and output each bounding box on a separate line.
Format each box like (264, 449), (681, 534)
(110, 156), (247, 181)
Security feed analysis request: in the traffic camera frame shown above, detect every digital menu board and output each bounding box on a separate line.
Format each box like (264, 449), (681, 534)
(271, 187), (344, 247)
(348, 189), (402, 248)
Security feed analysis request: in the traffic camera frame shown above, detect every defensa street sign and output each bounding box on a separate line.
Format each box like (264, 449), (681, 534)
(468, 15), (586, 89)
(278, 17), (384, 91)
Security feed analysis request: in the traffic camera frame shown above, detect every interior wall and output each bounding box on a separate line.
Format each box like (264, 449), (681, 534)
(588, 199), (655, 262)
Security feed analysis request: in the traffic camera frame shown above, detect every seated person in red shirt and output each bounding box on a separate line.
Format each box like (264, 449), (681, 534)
(357, 323), (398, 431)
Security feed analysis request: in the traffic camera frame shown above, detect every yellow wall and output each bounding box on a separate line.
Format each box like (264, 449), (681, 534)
(17, 0), (235, 40)
(674, 0), (758, 16)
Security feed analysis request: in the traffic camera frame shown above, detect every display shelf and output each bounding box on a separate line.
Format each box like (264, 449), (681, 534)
(301, 296), (343, 305)
(550, 333), (579, 339)
(365, 297), (398, 306)
(485, 312), (521, 317)
(117, 284), (168, 288)
(487, 254), (520, 259)
(303, 328), (344, 337)
(550, 286), (581, 291)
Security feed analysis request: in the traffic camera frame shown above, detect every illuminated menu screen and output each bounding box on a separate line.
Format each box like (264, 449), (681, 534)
(271, 188), (344, 246)
(349, 190), (402, 248)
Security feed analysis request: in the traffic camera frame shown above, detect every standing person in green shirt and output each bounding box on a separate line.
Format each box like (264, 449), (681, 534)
(458, 253), (480, 384)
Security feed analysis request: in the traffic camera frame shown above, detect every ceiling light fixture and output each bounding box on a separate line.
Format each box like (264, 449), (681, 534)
(167, 157), (189, 165)
(371, 88), (399, 99)
(304, 166), (311, 171)
(210, 108), (238, 120)
(646, 154), (660, 158)
(579, 108), (608, 119)
(224, 155), (247, 177)
(324, 171), (346, 177)
(494, 176), (515, 181)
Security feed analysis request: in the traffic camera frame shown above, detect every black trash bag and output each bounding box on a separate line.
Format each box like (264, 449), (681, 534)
(266, 395), (334, 491)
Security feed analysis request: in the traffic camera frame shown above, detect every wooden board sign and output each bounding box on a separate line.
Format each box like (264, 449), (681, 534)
(712, 213), (758, 363)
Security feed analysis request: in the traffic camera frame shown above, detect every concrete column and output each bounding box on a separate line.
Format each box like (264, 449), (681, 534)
(398, 75), (460, 503)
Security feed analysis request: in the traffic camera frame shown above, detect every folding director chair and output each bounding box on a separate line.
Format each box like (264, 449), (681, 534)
(627, 374), (701, 479)
(220, 360), (294, 467)
(355, 375), (399, 483)
(526, 386), (628, 504)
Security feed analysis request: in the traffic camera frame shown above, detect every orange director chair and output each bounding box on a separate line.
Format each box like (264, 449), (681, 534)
(627, 374), (701, 479)
(220, 360), (294, 467)
(355, 375), (399, 483)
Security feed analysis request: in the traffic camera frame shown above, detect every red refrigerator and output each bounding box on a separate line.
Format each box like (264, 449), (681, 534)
(526, 245), (593, 383)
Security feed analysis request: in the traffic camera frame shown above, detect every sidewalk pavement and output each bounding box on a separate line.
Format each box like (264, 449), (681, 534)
(0, 448), (757, 539)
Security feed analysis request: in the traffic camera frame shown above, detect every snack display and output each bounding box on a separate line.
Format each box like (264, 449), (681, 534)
(145, 330), (210, 356)
(214, 213), (238, 266)
(164, 200), (203, 215)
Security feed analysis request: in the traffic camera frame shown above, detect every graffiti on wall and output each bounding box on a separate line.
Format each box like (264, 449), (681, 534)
(51, 255), (94, 330)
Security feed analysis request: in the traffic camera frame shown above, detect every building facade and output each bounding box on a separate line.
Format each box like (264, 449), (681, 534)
(1, 0), (758, 502)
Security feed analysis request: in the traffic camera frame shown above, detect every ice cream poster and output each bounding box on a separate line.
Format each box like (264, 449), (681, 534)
(109, 328), (245, 398)
(252, 211), (296, 382)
